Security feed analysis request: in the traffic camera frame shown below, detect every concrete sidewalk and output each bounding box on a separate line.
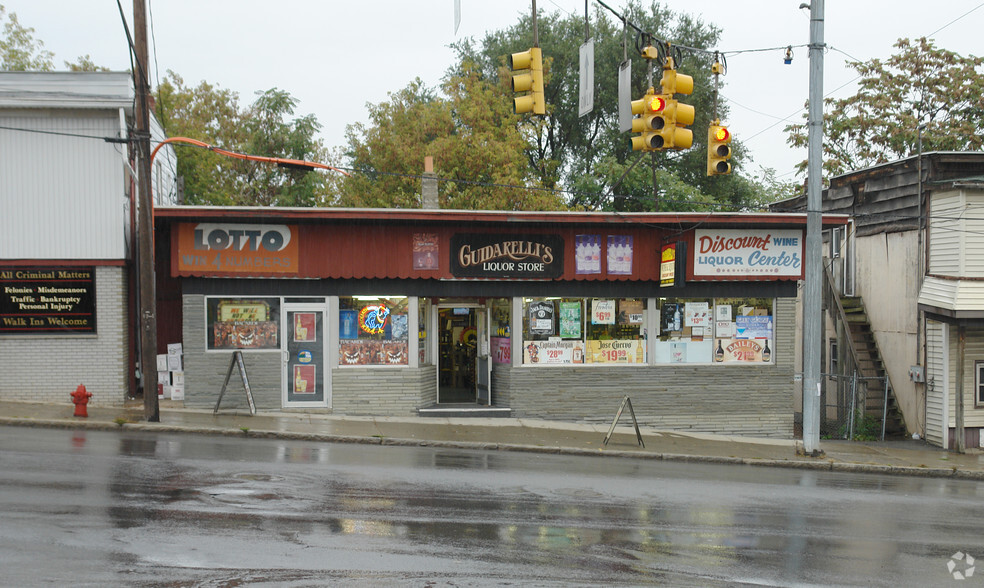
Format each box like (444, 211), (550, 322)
(2, 399), (983, 480)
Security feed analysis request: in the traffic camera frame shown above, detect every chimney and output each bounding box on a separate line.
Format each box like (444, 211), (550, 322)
(421, 156), (438, 209)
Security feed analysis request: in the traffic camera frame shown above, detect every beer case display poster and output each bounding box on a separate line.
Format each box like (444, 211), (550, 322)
(559, 301), (582, 339)
(591, 299), (616, 325)
(585, 339), (645, 364)
(293, 365), (316, 394)
(575, 234), (602, 274)
(528, 301), (555, 335)
(523, 339), (584, 364)
(293, 313), (316, 342)
(606, 235), (634, 275)
(207, 298), (280, 350)
(412, 233), (439, 270)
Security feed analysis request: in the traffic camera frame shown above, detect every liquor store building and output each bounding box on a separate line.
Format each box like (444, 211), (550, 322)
(155, 207), (845, 438)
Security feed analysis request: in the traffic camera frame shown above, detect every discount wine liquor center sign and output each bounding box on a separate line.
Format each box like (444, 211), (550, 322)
(691, 229), (804, 280)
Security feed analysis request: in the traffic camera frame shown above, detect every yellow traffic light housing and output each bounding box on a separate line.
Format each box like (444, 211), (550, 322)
(707, 121), (732, 175)
(630, 89), (668, 151)
(658, 57), (694, 150)
(509, 47), (545, 115)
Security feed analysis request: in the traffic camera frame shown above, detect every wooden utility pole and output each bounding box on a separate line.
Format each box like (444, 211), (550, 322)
(133, 0), (159, 421)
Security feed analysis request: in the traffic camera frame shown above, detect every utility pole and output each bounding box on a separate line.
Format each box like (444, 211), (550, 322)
(802, 0), (825, 454)
(133, 0), (159, 422)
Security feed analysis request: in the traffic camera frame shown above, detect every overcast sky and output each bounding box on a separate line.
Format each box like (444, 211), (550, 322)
(8, 1), (984, 184)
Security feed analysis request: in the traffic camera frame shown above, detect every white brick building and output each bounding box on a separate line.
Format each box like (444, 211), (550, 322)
(0, 72), (175, 405)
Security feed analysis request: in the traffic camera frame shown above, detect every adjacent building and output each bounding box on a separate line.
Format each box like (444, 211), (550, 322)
(774, 152), (984, 449)
(0, 71), (176, 404)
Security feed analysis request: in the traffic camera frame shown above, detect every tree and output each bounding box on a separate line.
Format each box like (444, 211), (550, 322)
(154, 71), (246, 205)
(450, 1), (762, 212)
(785, 37), (984, 179)
(338, 63), (566, 211)
(0, 5), (54, 71)
(66, 54), (109, 72)
(155, 72), (332, 206)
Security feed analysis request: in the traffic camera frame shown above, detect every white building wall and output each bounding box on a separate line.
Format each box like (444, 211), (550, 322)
(925, 320), (947, 448)
(853, 229), (920, 432)
(0, 110), (126, 260)
(0, 266), (128, 405)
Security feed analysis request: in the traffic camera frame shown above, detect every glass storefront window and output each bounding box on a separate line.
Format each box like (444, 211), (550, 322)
(206, 297), (281, 350)
(490, 298), (512, 365)
(655, 297), (773, 364)
(339, 296), (409, 366)
(521, 297), (647, 365)
(418, 298), (430, 365)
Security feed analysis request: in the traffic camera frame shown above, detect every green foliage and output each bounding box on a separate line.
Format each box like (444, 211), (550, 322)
(66, 54), (109, 72)
(448, 1), (766, 212)
(339, 65), (567, 211)
(785, 37), (984, 179)
(155, 72), (331, 206)
(0, 5), (54, 71)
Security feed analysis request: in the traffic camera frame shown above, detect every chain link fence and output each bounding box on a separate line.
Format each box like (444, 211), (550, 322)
(820, 372), (890, 441)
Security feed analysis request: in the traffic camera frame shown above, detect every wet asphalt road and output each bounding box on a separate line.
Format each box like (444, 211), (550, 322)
(1, 425), (983, 587)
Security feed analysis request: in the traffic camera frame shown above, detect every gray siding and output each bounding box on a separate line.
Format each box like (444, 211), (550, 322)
(181, 294), (282, 411)
(332, 366), (437, 416)
(492, 298), (796, 438)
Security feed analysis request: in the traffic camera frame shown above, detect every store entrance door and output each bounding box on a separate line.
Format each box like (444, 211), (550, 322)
(437, 304), (490, 405)
(281, 304), (329, 408)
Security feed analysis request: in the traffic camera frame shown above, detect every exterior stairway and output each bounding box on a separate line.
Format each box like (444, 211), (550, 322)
(839, 296), (907, 436)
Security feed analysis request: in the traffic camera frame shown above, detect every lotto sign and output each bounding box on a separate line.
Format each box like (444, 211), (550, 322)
(592, 299), (615, 324)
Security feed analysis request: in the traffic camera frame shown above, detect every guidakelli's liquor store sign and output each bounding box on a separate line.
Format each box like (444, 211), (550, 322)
(450, 234), (564, 279)
(692, 228), (805, 279)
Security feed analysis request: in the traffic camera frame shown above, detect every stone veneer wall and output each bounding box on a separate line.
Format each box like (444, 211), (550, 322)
(0, 266), (128, 405)
(493, 298), (796, 438)
(331, 366), (437, 416)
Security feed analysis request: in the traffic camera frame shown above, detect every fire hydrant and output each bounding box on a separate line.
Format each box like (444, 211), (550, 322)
(71, 384), (92, 418)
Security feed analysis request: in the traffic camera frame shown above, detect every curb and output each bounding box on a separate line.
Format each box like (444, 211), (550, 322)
(1, 416), (981, 481)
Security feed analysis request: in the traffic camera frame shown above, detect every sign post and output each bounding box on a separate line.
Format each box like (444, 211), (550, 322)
(214, 350), (256, 415)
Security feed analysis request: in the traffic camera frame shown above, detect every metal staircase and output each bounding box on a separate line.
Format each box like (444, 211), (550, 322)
(824, 265), (907, 437)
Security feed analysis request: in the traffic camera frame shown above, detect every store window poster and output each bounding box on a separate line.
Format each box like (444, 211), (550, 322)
(339, 309), (358, 339)
(606, 235), (634, 275)
(559, 301), (582, 338)
(293, 313), (316, 342)
(575, 234), (602, 274)
(592, 299), (616, 325)
(412, 233), (439, 270)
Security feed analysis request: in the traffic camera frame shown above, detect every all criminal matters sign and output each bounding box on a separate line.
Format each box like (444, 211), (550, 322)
(0, 267), (96, 334)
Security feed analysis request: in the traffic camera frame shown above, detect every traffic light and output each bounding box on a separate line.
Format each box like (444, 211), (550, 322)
(509, 47), (545, 115)
(630, 89), (667, 151)
(707, 121), (732, 175)
(658, 58), (695, 150)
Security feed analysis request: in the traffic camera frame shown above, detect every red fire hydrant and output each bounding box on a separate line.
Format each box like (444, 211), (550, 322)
(71, 384), (92, 418)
